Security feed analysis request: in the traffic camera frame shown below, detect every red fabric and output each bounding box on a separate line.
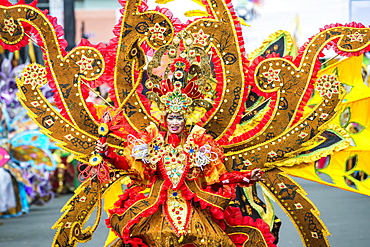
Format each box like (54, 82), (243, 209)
(105, 146), (129, 170)
(0, 0), (12, 7)
(168, 134), (181, 147)
(224, 207), (277, 247)
(219, 171), (253, 186)
(228, 234), (249, 246)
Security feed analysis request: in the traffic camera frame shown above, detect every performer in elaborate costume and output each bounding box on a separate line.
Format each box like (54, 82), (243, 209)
(1, 0), (370, 246)
(95, 94), (266, 245)
(99, 112), (265, 246)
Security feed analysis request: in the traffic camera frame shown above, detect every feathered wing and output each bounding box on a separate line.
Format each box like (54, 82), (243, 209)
(222, 24), (370, 246)
(0, 3), (127, 163)
(221, 26), (370, 169)
(10, 130), (57, 171)
(282, 55), (370, 196)
(102, 0), (250, 141)
(0, 3), (132, 246)
(51, 170), (128, 247)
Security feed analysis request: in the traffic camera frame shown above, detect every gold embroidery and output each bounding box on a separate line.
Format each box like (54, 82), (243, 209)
(183, 137), (198, 166)
(163, 145), (187, 188)
(147, 134), (165, 166)
(165, 189), (191, 235)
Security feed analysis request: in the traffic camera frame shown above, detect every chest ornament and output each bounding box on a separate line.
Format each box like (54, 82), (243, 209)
(162, 145), (187, 189)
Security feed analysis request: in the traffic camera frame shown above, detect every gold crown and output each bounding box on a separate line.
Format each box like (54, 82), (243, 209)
(145, 31), (215, 123)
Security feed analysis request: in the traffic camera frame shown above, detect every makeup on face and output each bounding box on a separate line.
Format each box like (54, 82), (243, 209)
(166, 112), (185, 134)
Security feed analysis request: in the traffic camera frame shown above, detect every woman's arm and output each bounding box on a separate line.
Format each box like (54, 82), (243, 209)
(220, 168), (264, 186)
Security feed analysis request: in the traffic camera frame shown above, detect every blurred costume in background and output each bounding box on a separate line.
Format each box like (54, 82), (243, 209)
(0, 52), (57, 218)
(51, 149), (79, 194)
(1, 0), (370, 246)
(234, 0), (261, 22)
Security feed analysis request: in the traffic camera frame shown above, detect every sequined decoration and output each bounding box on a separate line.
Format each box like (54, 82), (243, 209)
(147, 135), (165, 165)
(164, 189), (191, 236)
(163, 145), (187, 189)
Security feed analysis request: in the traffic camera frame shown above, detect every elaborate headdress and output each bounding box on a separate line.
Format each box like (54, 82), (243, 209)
(145, 30), (215, 124)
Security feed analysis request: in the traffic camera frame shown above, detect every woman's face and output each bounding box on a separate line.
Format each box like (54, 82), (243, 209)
(166, 112), (185, 135)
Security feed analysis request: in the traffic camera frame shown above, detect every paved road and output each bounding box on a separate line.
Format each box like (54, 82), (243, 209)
(0, 177), (369, 247)
(276, 178), (370, 247)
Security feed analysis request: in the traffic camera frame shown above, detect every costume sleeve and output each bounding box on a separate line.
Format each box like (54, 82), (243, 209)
(219, 170), (256, 187)
(190, 126), (228, 185)
(105, 122), (161, 181)
(105, 146), (129, 170)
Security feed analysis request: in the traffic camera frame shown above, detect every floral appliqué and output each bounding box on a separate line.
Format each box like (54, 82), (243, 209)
(22, 63), (47, 90)
(183, 137), (198, 165)
(149, 23), (166, 40)
(163, 145), (187, 189)
(147, 134), (165, 169)
(315, 74), (340, 98)
(164, 189), (191, 236)
(3, 18), (17, 36)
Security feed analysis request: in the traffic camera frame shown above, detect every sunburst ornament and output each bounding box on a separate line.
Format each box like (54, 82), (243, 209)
(262, 66), (281, 83)
(3, 17), (16, 36)
(149, 23), (167, 40)
(315, 74), (340, 98)
(21, 63), (47, 89)
(76, 54), (94, 73)
(347, 31), (366, 42)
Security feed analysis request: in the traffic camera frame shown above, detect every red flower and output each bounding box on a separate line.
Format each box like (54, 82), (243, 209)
(78, 161), (111, 184)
